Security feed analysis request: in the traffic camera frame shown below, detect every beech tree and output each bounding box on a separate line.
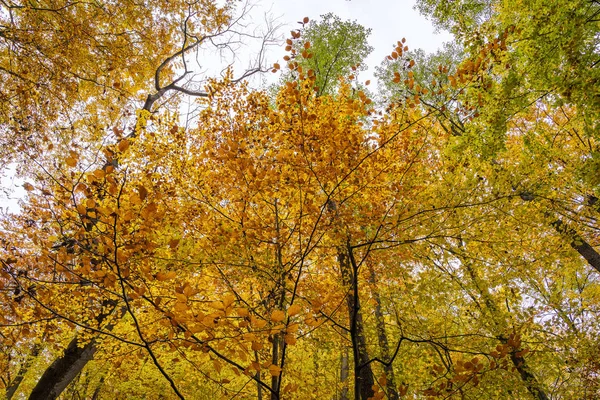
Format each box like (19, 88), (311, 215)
(1, 2), (599, 400)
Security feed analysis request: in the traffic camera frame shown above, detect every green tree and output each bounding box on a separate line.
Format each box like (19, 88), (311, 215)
(282, 13), (373, 96)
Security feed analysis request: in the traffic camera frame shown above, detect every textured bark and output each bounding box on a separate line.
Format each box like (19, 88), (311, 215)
(368, 263), (399, 400)
(519, 195), (600, 273)
(339, 246), (375, 400)
(270, 334), (281, 400)
(509, 349), (549, 400)
(28, 337), (96, 400)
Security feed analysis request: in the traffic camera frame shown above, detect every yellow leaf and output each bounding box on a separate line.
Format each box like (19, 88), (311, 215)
(284, 334), (296, 345)
(223, 293), (236, 308)
(236, 307), (249, 317)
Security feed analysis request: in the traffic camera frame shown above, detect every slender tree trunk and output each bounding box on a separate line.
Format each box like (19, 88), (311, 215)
(338, 245), (374, 400)
(367, 262), (399, 400)
(256, 371), (263, 400)
(90, 375), (105, 400)
(339, 347), (349, 400)
(462, 255), (549, 400)
(270, 334), (281, 400)
(508, 345), (549, 400)
(6, 344), (41, 400)
(519, 196), (600, 273)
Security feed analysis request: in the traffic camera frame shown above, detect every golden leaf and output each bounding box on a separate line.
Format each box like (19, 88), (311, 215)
(268, 364), (282, 376)
(270, 310), (285, 322)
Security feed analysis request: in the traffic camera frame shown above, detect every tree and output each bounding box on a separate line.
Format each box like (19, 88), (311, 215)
(2, 2), (600, 400)
(278, 13), (373, 96)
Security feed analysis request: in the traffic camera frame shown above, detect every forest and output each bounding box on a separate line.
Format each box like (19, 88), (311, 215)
(0, 0), (599, 399)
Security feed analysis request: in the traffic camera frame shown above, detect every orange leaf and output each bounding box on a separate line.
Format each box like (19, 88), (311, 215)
(271, 310), (285, 322)
(269, 364), (282, 376)
(118, 139), (130, 152)
(288, 304), (302, 316)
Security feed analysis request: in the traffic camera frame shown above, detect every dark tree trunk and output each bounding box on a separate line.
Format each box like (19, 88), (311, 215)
(551, 218), (600, 273)
(338, 245), (375, 400)
(6, 344), (41, 400)
(339, 347), (349, 400)
(28, 337), (96, 400)
(28, 303), (125, 400)
(462, 253), (549, 400)
(368, 263), (399, 400)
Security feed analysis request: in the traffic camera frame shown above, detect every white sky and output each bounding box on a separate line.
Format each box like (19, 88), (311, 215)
(257, 0), (451, 85)
(0, 0), (451, 214)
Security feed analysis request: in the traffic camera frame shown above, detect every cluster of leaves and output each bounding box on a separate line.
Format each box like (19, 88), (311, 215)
(1, 1), (600, 400)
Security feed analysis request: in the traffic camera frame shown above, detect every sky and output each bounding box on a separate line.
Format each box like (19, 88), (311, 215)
(257, 0), (451, 85)
(0, 0), (451, 214)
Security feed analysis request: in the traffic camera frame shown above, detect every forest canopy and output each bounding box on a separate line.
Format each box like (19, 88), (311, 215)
(0, 0), (599, 399)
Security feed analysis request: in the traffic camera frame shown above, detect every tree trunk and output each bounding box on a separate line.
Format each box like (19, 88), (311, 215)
(338, 245), (375, 400)
(6, 344), (41, 400)
(509, 346), (549, 400)
(270, 334), (281, 400)
(28, 303), (125, 400)
(339, 347), (349, 400)
(551, 218), (600, 273)
(462, 255), (549, 400)
(28, 337), (96, 400)
(368, 262), (399, 400)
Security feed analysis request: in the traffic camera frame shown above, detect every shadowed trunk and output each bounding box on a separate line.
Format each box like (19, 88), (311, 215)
(368, 262), (399, 400)
(551, 218), (600, 273)
(28, 303), (125, 400)
(6, 344), (41, 400)
(339, 244), (375, 400)
(461, 251), (549, 400)
(339, 347), (349, 400)
(28, 337), (96, 400)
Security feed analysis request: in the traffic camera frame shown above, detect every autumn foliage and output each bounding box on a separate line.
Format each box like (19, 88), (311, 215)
(1, 1), (599, 399)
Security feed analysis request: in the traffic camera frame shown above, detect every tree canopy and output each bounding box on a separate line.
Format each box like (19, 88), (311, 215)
(1, 1), (599, 399)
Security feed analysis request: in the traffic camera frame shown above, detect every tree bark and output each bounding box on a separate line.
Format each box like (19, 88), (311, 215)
(338, 245), (375, 400)
(28, 303), (125, 400)
(339, 347), (349, 400)
(6, 344), (41, 400)
(368, 262), (399, 400)
(28, 337), (96, 400)
(551, 218), (600, 273)
(462, 255), (549, 400)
